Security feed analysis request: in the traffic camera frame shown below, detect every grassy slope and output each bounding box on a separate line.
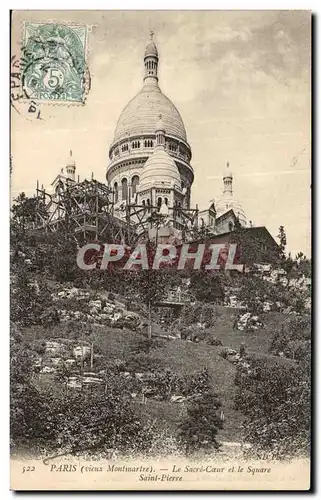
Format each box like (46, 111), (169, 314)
(24, 301), (288, 444)
(127, 307), (289, 442)
(148, 339), (243, 442)
(210, 306), (288, 353)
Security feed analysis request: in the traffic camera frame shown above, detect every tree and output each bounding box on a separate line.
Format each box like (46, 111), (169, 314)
(124, 352), (161, 373)
(10, 324), (50, 453)
(50, 235), (81, 283)
(295, 254), (312, 278)
(237, 276), (267, 314)
(10, 267), (54, 327)
(177, 369), (223, 455)
(11, 193), (37, 230)
(43, 390), (153, 457)
(117, 242), (182, 337)
(189, 270), (224, 303)
(234, 355), (310, 459)
(10, 322), (154, 457)
(270, 315), (311, 359)
(277, 225), (287, 258)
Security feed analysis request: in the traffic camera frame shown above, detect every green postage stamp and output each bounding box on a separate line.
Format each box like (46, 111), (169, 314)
(21, 22), (90, 103)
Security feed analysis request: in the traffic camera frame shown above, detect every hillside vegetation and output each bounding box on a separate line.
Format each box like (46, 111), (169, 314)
(10, 208), (311, 459)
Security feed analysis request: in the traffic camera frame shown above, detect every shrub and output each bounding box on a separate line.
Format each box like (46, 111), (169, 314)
(234, 355), (310, 459)
(219, 348), (229, 360)
(206, 336), (223, 347)
(10, 269), (54, 327)
(178, 391), (223, 455)
(123, 353), (161, 373)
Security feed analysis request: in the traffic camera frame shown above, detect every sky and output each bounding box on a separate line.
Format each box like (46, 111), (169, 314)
(11, 10), (311, 256)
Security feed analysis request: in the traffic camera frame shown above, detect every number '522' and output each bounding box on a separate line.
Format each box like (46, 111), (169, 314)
(22, 466), (35, 473)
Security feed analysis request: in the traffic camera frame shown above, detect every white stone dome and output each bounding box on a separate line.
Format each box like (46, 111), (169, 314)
(107, 35), (193, 209)
(215, 195), (247, 226)
(138, 148), (181, 192)
(145, 40), (158, 57)
(113, 86), (187, 143)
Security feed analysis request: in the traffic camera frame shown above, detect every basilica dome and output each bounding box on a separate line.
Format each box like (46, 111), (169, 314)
(215, 195), (247, 226)
(113, 87), (187, 143)
(107, 34), (193, 209)
(111, 33), (189, 146)
(139, 143), (181, 193)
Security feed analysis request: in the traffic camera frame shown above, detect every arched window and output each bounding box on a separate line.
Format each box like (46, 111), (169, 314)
(55, 181), (64, 194)
(121, 178), (128, 200)
(142, 199), (146, 206)
(228, 221), (234, 232)
(164, 197), (168, 205)
(114, 182), (118, 203)
(121, 143), (128, 153)
(131, 175), (139, 196)
(157, 197), (162, 207)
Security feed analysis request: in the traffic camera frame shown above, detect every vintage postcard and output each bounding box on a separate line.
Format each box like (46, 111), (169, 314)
(10, 10), (311, 491)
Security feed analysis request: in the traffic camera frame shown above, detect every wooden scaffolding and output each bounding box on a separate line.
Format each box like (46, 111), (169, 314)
(33, 178), (138, 245)
(32, 179), (203, 245)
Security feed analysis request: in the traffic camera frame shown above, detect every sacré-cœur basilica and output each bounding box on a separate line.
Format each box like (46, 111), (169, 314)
(46, 33), (279, 262)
